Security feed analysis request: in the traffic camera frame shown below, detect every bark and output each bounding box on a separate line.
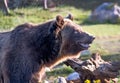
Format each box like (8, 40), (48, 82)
(43, 0), (48, 9)
(0, 0), (10, 15)
(43, 0), (56, 10)
(65, 53), (120, 83)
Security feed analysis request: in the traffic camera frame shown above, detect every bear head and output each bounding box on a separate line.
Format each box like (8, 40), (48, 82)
(47, 14), (95, 67)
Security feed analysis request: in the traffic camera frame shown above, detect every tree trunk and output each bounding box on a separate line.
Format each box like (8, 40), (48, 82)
(43, 0), (48, 10)
(43, 0), (56, 10)
(0, 0), (10, 15)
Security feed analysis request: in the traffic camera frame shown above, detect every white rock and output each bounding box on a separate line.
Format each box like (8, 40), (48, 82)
(66, 72), (80, 81)
(58, 77), (67, 83)
(89, 2), (120, 23)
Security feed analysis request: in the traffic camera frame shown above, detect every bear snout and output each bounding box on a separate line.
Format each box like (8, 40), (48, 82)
(88, 35), (95, 44)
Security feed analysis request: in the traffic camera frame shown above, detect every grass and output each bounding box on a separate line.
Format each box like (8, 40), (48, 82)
(0, 6), (90, 30)
(47, 66), (74, 77)
(83, 24), (120, 37)
(0, 7), (53, 30)
(0, 6), (120, 36)
(46, 65), (74, 82)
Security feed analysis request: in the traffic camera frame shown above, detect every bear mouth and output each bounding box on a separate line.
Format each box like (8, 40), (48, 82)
(78, 42), (93, 50)
(80, 43), (90, 49)
(78, 37), (95, 50)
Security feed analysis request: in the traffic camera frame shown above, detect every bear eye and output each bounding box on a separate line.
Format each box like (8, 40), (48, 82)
(74, 30), (81, 34)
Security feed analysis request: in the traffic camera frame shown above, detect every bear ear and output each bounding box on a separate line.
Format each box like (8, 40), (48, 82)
(66, 14), (73, 21)
(56, 15), (64, 28)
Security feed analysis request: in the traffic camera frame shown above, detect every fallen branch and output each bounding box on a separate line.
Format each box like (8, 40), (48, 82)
(65, 53), (120, 83)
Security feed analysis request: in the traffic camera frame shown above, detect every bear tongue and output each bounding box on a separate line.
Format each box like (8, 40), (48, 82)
(80, 43), (90, 48)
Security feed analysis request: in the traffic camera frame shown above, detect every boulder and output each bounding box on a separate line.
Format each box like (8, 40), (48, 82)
(66, 72), (80, 80)
(66, 72), (81, 83)
(89, 2), (120, 23)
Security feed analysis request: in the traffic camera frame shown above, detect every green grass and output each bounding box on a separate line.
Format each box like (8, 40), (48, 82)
(0, 7), (54, 30)
(83, 24), (120, 37)
(0, 6), (90, 30)
(0, 6), (120, 37)
(47, 66), (74, 77)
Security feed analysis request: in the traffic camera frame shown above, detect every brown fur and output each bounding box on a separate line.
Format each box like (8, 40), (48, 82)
(0, 15), (94, 83)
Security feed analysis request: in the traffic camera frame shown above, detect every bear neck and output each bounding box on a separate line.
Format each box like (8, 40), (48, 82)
(33, 21), (62, 65)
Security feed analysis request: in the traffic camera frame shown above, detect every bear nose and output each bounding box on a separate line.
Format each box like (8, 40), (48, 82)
(90, 36), (95, 41)
(85, 32), (95, 40)
(92, 36), (95, 40)
(89, 35), (95, 43)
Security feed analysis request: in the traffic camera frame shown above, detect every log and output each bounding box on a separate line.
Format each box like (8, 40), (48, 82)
(65, 53), (120, 83)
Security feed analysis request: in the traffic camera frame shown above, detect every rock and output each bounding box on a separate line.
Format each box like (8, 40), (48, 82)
(58, 77), (67, 83)
(66, 72), (81, 83)
(66, 72), (80, 81)
(88, 2), (120, 23)
(81, 50), (90, 55)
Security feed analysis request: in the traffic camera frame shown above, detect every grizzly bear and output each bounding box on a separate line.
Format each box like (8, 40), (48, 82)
(0, 14), (95, 83)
